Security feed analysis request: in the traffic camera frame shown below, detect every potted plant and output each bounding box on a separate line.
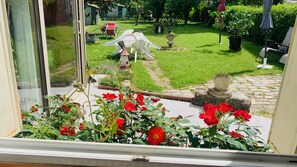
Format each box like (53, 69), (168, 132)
(226, 10), (254, 51)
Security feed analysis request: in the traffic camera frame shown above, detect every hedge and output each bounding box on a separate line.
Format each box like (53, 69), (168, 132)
(225, 4), (297, 44)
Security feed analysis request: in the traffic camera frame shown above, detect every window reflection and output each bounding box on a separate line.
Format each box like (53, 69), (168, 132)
(43, 0), (77, 95)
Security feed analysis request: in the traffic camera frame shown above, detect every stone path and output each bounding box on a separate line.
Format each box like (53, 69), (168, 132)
(165, 74), (283, 114)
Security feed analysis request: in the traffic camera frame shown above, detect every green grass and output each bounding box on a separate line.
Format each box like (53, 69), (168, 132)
(46, 26), (75, 71)
(131, 61), (163, 92)
(86, 21), (284, 90)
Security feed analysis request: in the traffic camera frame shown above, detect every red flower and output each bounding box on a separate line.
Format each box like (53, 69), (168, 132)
(162, 107), (166, 112)
(151, 98), (160, 103)
(116, 118), (125, 136)
(79, 123), (87, 130)
(118, 93), (124, 101)
(234, 110), (251, 122)
(136, 94), (145, 106)
(218, 103), (234, 113)
(200, 104), (219, 126)
(61, 105), (70, 113)
(59, 126), (76, 136)
(199, 112), (219, 126)
(147, 127), (166, 145)
(203, 103), (218, 114)
(141, 106), (147, 111)
(30, 106), (38, 112)
(124, 102), (137, 112)
(102, 93), (118, 100)
(229, 131), (243, 138)
(21, 114), (24, 120)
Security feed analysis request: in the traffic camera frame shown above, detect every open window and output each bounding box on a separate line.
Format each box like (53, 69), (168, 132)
(1, 0), (297, 166)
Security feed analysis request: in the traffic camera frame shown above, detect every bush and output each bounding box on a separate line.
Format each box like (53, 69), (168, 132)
(224, 4), (297, 44)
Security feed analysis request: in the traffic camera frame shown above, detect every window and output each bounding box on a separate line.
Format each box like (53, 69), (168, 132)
(0, 0), (297, 166)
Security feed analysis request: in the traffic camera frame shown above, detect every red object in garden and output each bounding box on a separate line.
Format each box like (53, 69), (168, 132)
(101, 22), (120, 38)
(217, 0), (226, 12)
(147, 126), (166, 145)
(217, 0), (226, 44)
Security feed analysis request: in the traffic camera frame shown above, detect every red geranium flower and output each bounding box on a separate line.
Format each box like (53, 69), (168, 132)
(116, 118), (125, 136)
(102, 93), (118, 100)
(218, 102), (234, 113)
(136, 94), (145, 106)
(162, 107), (166, 112)
(118, 93), (124, 101)
(61, 105), (70, 113)
(229, 131), (243, 138)
(30, 106), (38, 112)
(124, 102), (137, 112)
(234, 110), (251, 122)
(147, 126), (166, 145)
(21, 114), (24, 120)
(141, 106), (147, 111)
(151, 98), (160, 103)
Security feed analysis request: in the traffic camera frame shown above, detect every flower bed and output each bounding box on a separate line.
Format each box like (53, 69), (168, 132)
(17, 88), (270, 152)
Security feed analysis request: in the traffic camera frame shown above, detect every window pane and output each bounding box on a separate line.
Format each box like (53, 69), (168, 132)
(43, 0), (77, 95)
(6, 0), (43, 111)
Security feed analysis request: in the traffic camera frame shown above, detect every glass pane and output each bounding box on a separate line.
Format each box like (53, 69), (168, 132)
(43, 0), (77, 95)
(6, 0), (43, 111)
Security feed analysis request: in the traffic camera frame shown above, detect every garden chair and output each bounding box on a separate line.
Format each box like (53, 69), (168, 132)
(133, 32), (160, 61)
(101, 22), (120, 38)
(103, 29), (134, 47)
(259, 27), (293, 61)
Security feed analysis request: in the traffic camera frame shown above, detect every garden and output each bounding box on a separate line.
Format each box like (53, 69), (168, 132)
(16, 0), (297, 153)
(85, 3), (297, 92)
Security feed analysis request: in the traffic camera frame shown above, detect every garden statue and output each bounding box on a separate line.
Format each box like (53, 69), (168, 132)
(118, 41), (131, 69)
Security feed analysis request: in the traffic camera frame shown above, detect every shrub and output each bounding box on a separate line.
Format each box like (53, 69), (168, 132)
(224, 4), (297, 44)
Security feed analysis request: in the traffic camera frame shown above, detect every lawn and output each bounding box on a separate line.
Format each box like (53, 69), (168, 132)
(86, 20), (283, 91)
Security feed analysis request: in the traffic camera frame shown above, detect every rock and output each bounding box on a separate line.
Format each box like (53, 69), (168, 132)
(193, 89), (251, 111)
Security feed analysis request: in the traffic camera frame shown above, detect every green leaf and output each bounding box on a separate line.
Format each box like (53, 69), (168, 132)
(227, 138), (248, 151)
(178, 119), (190, 124)
(177, 130), (188, 137)
(134, 138), (145, 144)
(209, 126), (217, 137)
(155, 118), (164, 126)
(142, 111), (153, 116)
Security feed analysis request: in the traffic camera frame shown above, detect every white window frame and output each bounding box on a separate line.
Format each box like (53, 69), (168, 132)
(0, 1), (297, 166)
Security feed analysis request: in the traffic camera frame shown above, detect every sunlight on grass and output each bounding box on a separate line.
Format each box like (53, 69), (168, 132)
(131, 61), (163, 92)
(86, 21), (283, 90)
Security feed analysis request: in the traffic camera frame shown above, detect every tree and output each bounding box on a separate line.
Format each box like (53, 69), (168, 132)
(146, 0), (166, 23)
(181, 0), (198, 25)
(118, 0), (145, 25)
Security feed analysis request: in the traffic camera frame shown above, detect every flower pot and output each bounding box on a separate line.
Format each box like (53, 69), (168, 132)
(165, 34), (176, 48)
(229, 35), (242, 51)
(213, 74), (231, 91)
